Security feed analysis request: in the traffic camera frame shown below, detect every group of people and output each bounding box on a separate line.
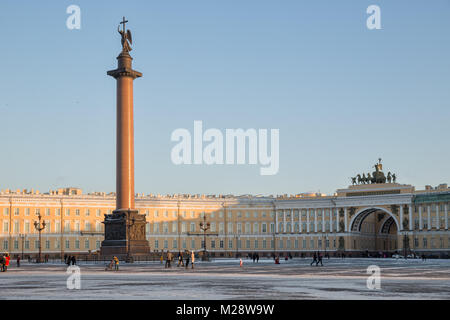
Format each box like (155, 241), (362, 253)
(0, 253), (10, 272)
(249, 252), (260, 263)
(162, 250), (196, 269)
(310, 251), (324, 266)
(64, 254), (77, 266)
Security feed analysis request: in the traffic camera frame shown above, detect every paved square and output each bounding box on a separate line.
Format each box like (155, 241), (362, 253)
(1, 258), (449, 300)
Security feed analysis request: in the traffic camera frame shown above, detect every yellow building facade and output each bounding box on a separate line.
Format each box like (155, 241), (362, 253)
(1, 182), (449, 258)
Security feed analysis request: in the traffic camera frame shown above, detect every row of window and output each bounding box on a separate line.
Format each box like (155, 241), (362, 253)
(2, 239), (101, 251)
(1, 207), (111, 217)
(152, 238), (336, 250)
(1, 220), (104, 234)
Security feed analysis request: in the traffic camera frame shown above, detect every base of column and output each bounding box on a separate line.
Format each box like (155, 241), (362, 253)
(100, 209), (150, 258)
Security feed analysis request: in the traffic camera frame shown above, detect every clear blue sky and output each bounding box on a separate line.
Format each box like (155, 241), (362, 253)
(1, 0), (449, 196)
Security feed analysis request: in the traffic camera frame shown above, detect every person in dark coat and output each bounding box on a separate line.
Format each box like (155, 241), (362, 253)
(64, 254), (67, 264)
(316, 252), (323, 266)
(71, 255), (76, 265)
(185, 252), (190, 269)
(16, 256), (20, 267)
(310, 252), (318, 266)
(66, 255), (72, 266)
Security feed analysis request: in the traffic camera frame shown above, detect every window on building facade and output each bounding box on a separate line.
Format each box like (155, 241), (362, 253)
(14, 208), (19, 216)
(228, 222), (233, 234)
(3, 221), (9, 233)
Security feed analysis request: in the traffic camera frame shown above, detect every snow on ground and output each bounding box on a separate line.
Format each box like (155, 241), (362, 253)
(1, 258), (449, 300)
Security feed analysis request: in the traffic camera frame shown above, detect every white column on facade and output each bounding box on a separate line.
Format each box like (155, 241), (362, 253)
(330, 208), (333, 233)
(322, 209), (325, 233)
(419, 206), (423, 230)
(427, 205), (431, 230)
(314, 209), (318, 233)
(283, 210), (286, 233)
(435, 204), (440, 230)
(306, 209), (310, 233)
(275, 210), (279, 233)
(409, 205), (413, 231)
(445, 203), (448, 230)
(344, 207), (348, 232)
(291, 209), (294, 233)
(399, 205), (404, 231)
(299, 209), (303, 233)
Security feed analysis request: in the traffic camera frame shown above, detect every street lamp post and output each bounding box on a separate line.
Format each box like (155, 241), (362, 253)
(33, 214), (46, 263)
(126, 216), (136, 263)
(199, 214), (210, 261)
(19, 234), (26, 260)
(235, 233), (240, 258)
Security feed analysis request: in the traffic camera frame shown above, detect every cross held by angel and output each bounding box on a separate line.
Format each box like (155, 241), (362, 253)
(118, 17), (133, 53)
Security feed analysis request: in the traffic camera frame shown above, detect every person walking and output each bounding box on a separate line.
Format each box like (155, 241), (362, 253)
(71, 255), (76, 266)
(16, 256), (20, 268)
(240, 258), (243, 268)
(165, 251), (173, 268)
(191, 251), (195, 269)
(0, 254), (4, 272)
(160, 251), (164, 265)
(256, 253), (259, 263)
(64, 254), (68, 264)
(114, 256), (119, 271)
(310, 252), (318, 266)
(185, 251), (190, 269)
(316, 252), (323, 266)
(66, 255), (72, 266)
(4, 253), (10, 272)
(177, 251), (184, 267)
